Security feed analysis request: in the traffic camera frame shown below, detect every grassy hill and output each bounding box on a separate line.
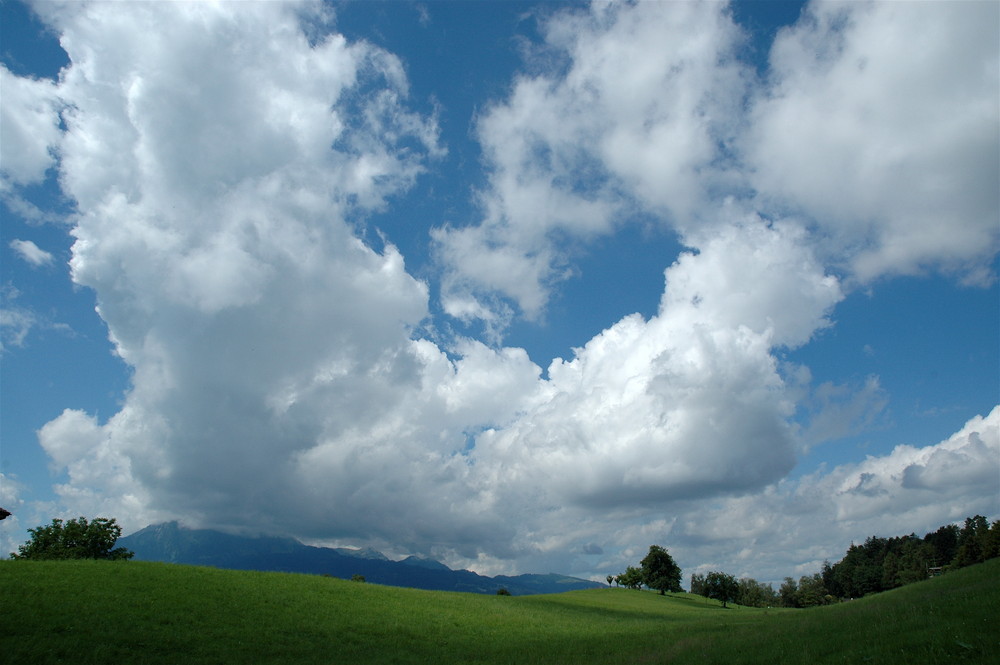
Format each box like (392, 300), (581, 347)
(2, 557), (997, 664)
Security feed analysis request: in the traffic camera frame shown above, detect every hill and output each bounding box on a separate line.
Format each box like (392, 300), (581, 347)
(117, 521), (602, 595)
(2, 557), (997, 664)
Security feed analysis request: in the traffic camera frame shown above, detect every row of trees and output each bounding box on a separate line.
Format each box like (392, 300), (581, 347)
(698, 515), (1000, 609)
(777, 573), (834, 608)
(618, 515), (999, 609)
(690, 572), (779, 608)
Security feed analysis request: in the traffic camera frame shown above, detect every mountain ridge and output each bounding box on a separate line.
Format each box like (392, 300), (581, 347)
(118, 522), (602, 596)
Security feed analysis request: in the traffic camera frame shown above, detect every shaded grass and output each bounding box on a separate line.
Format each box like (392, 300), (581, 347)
(2, 558), (997, 664)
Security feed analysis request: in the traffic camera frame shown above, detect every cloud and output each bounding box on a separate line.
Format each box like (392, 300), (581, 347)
(830, 408), (1000, 521)
(478, 216), (839, 507)
(435, 0), (1000, 329)
(672, 406), (1000, 582)
(0, 65), (62, 188)
(796, 375), (890, 451)
(1, 284), (37, 351)
(21, 0), (439, 537)
(744, 0), (1000, 284)
(0, 472), (27, 557)
(0, 64), (65, 222)
(9, 239), (55, 267)
(37, 408), (166, 528)
(434, 1), (749, 324)
(420, 215), (843, 571)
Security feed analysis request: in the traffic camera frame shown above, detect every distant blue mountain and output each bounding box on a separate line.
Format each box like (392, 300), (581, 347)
(119, 522), (603, 596)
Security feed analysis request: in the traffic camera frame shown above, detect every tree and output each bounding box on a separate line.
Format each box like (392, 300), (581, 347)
(795, 573), (830, 607)
(736, 577), (778, 608)
(606, 574), (614, 587)
(779, 577), (799, 607)
(954, 515), (994, 568)
(924, 523), (959, 567)
(616, 565), (644, 590)
(640, 545), (682, 594)
(689, 573), (706, 596)
(11, 517), (133, 561)
(704, 571), (739, 608)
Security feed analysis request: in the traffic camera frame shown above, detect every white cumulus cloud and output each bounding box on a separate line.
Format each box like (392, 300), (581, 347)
(434, 0), (749, 324)
(0, 65), (62, 187)
(745, 0), (1000, 284)
(9, 239), (54, 267)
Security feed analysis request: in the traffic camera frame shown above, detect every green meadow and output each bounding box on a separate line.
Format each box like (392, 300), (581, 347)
(2, 557), (997, 664)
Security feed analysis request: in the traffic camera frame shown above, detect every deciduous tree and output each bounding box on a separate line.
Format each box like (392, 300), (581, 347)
(689, 573), (706, 596)
(11, 517), (133, 561)
(704, 571), (739, 608)
(640, 545), (682, 595)
(736, 577), (778, 608)
(616, 566), (644, 590)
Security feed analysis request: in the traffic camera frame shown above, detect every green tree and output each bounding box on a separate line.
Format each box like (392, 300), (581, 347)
(640, 545), (682, 595)
(689, 572), (706, 596)
(881, 550), (901, 589)
(616, 566), (644, 590)
(954, 515), (995, 568)
(704, 571), (739, 608)
(897, 537), (933, 586)
(11, 517), (133, 561)
(924, 523), (959, 566)
(736, 577), (778, 608)
(779, 577), (799, 607)
(985, 520), (1000, 561)
(796, 573), (830, 607)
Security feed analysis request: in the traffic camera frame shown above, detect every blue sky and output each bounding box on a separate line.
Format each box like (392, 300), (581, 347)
(1, 0), (997, 584)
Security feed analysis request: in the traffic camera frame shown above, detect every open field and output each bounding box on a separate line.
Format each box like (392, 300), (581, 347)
(2, 557), (998, 664)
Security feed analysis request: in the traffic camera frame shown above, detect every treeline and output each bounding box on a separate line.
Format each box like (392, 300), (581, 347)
(690, 572), (778, 608)
(688, 515), (1000, 609)
(816, 514), (1000, 602)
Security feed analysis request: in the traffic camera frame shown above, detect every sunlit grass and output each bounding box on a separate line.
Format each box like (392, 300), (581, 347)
(2, 557), (997, 664)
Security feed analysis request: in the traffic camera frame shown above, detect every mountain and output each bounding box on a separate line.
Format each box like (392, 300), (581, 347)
(334, 546), (389, 561)
(400, 554), (451, 571)
(119, 523), (603, 596)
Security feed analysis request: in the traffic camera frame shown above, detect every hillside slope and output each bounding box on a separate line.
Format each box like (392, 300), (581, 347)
(2, 558), (997, 664)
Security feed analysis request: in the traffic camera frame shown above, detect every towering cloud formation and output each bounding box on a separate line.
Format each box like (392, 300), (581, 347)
(28, 0), (442, 534)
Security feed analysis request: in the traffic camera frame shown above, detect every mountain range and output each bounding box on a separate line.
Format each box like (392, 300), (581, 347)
(118, 522), (603, 596)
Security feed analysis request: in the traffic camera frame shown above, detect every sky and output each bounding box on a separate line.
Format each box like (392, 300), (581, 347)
(1, 0), (998, 585)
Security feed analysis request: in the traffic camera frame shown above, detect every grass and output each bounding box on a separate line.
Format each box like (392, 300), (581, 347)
(2, 557), (998, 664)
